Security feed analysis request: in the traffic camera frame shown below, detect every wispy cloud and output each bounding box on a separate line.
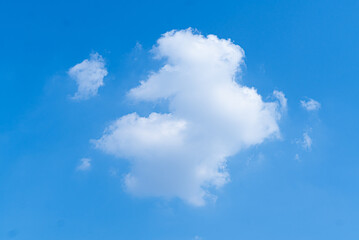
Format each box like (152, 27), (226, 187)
(273, 90), (287, 112)
(302, 131), (312, 151)
(296, 131), (312, 151)
(300, 98), (321, 111)
(77, 158), (91, 171)
(94, 29), (286, 206)
(68, 53), (108, 100)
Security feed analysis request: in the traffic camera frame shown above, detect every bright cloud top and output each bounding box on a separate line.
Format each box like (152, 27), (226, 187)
(68, 53), (108, 100)
(95, 29), (286, 206)
(300, 98), (321, 111)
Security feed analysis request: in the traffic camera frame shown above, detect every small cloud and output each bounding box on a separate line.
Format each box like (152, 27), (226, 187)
(302, 132), (312, 151)
(273, 90), (287, 112)
(300, 98), (321, 111)
(135, 42), (143, 51)
(194, 236), (203, 240)
(296, 131), (312, 151)
(295, 153), (300, 162)
(131, 42), (144, 61)
(77, 158), (91, 171)
(68, 53), (108, 100)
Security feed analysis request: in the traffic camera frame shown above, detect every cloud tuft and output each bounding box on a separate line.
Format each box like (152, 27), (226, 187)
(300, 98), (321, 111)
(273, 90), (287, 113)
(77, 158), (91, 171)
(302, 132), (312, 151)
(68, 53), (107, 100)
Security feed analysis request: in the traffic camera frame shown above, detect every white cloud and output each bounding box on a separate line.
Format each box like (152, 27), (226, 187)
(296, 131), (312, 151)
(94, 29), (286, 206)
(68, 53), (108, 100)
(77, 158), (91, 171)
(302, 131), (312, 151)
(273, 90), (287, 112)
(300, 98), (321, 111)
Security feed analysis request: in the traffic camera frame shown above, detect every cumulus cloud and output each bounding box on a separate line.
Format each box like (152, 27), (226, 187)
(68, 53), (108, 100)
(94, 29), (286, 206)
(300, 98), (321, 111)
(77, 158), (91, 171)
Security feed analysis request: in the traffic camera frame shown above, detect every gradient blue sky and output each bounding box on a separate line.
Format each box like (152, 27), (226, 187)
(1, 0), (359, 239)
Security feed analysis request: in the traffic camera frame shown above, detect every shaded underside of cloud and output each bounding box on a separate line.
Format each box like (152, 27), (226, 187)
(68, 53), (107, 100)
(94, 29), (286, 206)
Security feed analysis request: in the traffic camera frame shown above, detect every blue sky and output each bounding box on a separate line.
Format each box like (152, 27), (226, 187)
(1, 0), (359, 239)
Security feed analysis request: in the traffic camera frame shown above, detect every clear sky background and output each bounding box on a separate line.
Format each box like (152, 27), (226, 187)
(1, 0), (358, 239)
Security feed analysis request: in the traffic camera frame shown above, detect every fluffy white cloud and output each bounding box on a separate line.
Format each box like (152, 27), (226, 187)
(77, 158), (91, 171)
(95, 29), (286, 206)
(300, 98), (321, 111)
(68, 53), (108, 100)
